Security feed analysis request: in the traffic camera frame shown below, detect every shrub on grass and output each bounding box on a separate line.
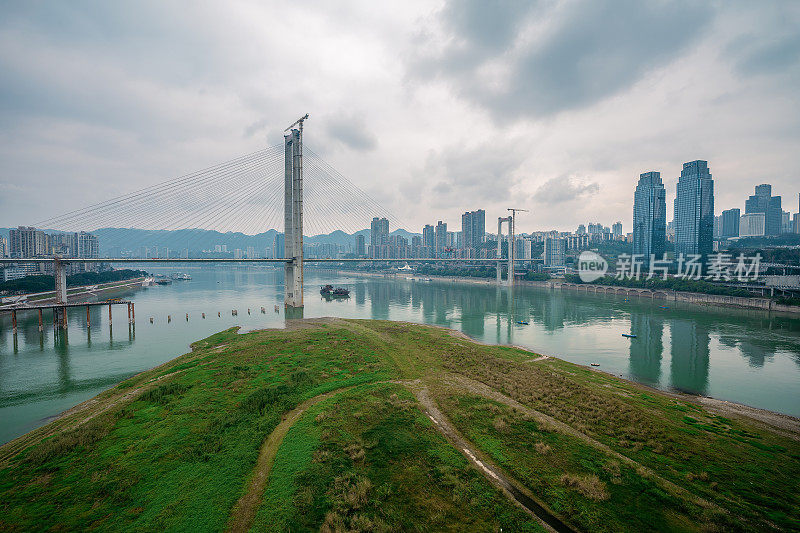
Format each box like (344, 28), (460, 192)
(344, 443), (365, 462)
(240, 384), (290, 415)
(25, 421), (111, 466)
(139, 383), (190, 405)
(560, 473), (610, 501)
(534, 442), (551, 454)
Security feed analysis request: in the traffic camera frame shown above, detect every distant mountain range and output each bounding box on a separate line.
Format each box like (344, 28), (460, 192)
(0, 227), (421, 256)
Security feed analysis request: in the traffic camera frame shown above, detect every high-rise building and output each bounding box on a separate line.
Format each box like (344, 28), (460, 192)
(434, 221), (447, 256)
(48, 232), (78, 257)
(721, 208), (740, 238)
(0, 236), (6, 257)
(422, 224), (434, 248)
(273, 233), (285, 259)
(612, 221), (623, 238)
(77, 232), (99, 258)
(355, 234), (366, 257)
(781, 211), (791, 233)
(745, 184), (782, 236)
(9, 226), (48, 258)
(740, 213), (766, 237)
(795, 193), (800, 234)
(460, 209), (485, 251)
(633, 171), (666, 260)
(674, 161), (714, 257)
(576, 224), (586, 235)
(543, 237), (565, 267)
(370, 217), (389, 258)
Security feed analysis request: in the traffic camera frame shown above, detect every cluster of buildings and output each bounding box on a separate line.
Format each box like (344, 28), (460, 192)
(633, 160), (799, 263)
(359, 212), (624, 268)
(718, 186), (798, 239)
(365, 212), (489, 260)
(7, 159), (790, 278)
(0, 226), (101, 281)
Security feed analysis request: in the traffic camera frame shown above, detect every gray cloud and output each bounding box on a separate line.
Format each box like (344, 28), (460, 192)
(729, 32), (800, 77)
(0, 1), (798, 234)
(417, 141), (526, 210)
(533, 175), (599, 205)
(324, 112), (378, 151)
(411, 0), (715, 119)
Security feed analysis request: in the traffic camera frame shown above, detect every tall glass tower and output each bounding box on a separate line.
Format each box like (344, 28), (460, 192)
(633, 171), (666, 260)
(674, 160), (714, 257)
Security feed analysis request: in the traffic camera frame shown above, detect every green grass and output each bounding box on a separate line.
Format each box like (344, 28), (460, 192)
(434, 391), (717, 532)
(0, 319), (798, 532)
(253, 383), (541, 532)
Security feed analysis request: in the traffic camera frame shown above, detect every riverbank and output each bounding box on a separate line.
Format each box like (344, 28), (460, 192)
(337, 269), (800, 314)
(0, 277), (145, 309)
(1, 319), (797, 531)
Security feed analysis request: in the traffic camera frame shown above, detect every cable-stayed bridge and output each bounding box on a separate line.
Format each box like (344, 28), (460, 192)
(1, 115), (518, 309)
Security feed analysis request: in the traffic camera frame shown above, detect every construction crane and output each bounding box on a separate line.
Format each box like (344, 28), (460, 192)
(507, 208), (528, 236)
(504, 208), (528, 286)
(284, 113), (309, 132)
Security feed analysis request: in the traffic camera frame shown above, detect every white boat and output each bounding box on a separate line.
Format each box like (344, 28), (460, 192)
(142, 277), (156, 287)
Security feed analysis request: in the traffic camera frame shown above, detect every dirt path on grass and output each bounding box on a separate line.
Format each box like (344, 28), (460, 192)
(225, 386), (354, 533)
(442, 373), (723, 514)
(405, 383), (573, 533)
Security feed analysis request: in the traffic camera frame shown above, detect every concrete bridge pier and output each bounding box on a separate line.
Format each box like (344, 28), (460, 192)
(53, 258), (69, 330)
(496, 216), (513, 286)
(283, 117), (306, 308)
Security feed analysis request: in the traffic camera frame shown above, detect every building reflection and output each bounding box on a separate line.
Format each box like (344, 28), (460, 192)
(669, 319), (710, 395)
(629, 311), (664, 385)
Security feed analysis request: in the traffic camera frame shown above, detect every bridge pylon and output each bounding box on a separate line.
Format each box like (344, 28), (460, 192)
(497, 216), (513, 286)
(284, 114), (308, 308)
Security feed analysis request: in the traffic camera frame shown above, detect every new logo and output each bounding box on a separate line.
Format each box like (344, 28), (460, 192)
(577, 251), (608, 282)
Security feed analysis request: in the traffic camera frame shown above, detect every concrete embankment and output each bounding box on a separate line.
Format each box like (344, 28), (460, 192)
(0, 277), (145, 308)
(336, 270), (800, 314)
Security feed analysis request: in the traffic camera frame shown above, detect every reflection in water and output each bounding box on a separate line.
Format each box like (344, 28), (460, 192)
(54, 328), (71, 393)
(284, 306), (304, 321)
(629, 312), (664, 385)
(2, 267), (800, 446)
(670, 320), (710, 395)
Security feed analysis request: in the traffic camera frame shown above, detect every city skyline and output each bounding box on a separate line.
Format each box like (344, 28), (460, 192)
(1, 2), (799, 232)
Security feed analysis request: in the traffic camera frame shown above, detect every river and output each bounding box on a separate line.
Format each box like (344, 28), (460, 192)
(1, 265), (799, 444)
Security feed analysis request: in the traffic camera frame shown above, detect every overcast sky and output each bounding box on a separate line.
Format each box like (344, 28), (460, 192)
(1, 0), (798, 234)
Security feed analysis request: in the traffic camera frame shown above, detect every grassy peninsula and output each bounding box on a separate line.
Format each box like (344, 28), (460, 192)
(1, 319), (798, 532)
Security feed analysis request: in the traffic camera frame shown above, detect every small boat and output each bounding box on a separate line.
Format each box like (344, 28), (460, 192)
(590, 363), (600, 367)
(622, 333), (637, 338)
(171, 272), (192, 280)
(658, 306), (669, 309)
(516, 320), (529, 325)
(320, 285), (350, 298)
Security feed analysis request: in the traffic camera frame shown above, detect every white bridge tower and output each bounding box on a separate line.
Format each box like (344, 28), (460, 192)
(284, 114), (308, 308)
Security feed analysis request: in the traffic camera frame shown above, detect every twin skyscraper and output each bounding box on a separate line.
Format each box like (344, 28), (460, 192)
(633, 160), (714, 261)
